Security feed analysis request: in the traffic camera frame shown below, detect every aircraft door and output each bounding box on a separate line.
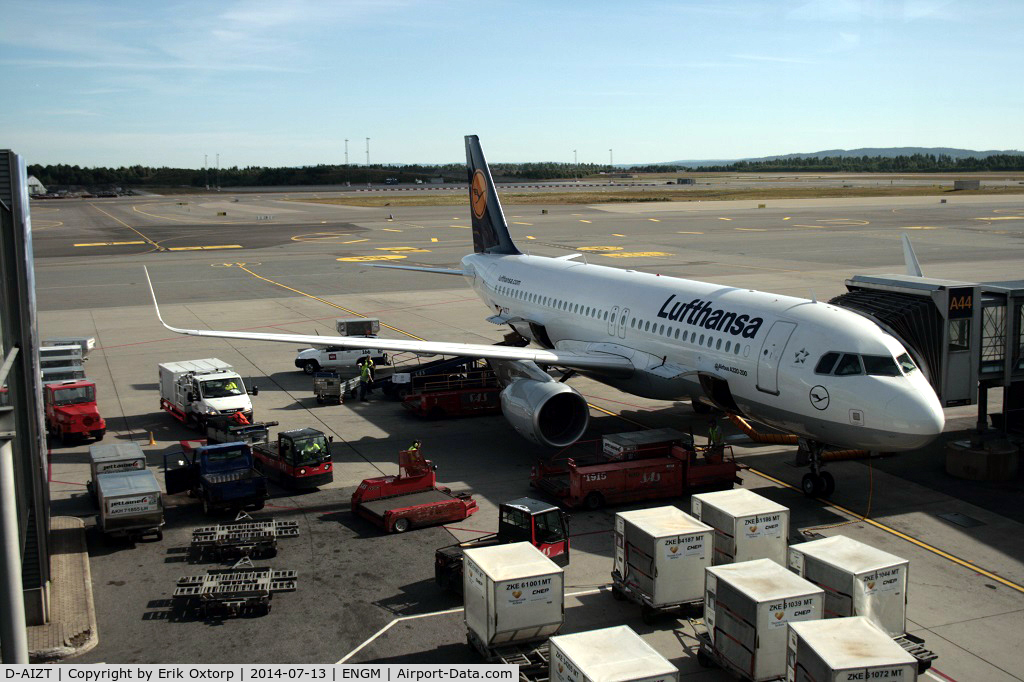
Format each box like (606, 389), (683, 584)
(756, 321), (797, 395)
(618, 308), (629, 338)
(608, 306), (619, 336)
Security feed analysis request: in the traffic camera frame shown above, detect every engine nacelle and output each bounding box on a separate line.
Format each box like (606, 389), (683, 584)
(500, 378), (589, 448)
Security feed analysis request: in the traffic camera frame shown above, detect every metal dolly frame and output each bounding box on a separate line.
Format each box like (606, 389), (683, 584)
(173, 557), (297, 618)
(190, 514), (299, 560)
(610, 570), (703, 624)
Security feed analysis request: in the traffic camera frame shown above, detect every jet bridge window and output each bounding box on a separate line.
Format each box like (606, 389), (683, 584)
(834, 353), (864, 376)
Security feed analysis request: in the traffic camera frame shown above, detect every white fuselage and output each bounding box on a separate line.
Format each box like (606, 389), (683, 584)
(461, 252), (944, 451)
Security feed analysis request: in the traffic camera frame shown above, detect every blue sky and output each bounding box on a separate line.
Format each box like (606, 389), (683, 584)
(1, 0), (1021, 167)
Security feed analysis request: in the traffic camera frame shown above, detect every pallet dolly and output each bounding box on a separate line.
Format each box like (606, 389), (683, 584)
(190, 511), (299, 560)
(610, 569), (703, 624)
(173, 557), (297, 618)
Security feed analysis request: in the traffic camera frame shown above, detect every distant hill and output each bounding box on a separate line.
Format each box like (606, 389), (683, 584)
(656, 147), (1023, 168)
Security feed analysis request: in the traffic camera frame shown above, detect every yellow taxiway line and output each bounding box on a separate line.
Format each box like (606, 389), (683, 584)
(89, 203), (163, 251)
(74, 241), (145, 247)
(167, 245), (242, 251)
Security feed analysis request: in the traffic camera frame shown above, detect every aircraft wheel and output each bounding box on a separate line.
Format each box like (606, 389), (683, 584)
(801, 473), (819, 498)
(819, 471), (836, 498)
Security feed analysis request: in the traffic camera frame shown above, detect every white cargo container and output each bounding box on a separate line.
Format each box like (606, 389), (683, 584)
(788, 535), (909, 637)
(88, 442), (147, 502)
(43, 336), (96, 356)
(549, 626), (678, 682)
(705, 558), (824, 681)
(464, 542), (564, 653)
(691, 488), (789, 565)
(39, 345), (85, 368)
(95, 469), (164, 540)
(614, 506), (713, 608)
(787, 617), (917, 682)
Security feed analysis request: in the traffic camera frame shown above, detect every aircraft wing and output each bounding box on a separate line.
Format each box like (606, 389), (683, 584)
(145, 268), (633, 373)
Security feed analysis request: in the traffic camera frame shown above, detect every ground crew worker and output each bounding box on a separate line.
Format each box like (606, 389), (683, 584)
(359, 359), (372, 401)
(365, 355), (376, 381)
(707, 417), (723, 459)
(302, 439), (323, 459)
(224, 379), (239, 393)
(408, 439), (421, 454)
(230, 411), (250, 425)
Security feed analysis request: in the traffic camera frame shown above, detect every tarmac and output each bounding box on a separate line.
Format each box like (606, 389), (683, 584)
(24, 188), (1024, 678)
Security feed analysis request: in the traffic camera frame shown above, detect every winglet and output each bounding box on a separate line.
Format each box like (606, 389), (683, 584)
(145, 266), (182, 333)
(901, 234), (924, 277)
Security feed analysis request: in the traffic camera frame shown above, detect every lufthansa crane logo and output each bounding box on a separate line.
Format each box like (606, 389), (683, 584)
(471, 169), (488, 220)
(809, 385), (830, 410)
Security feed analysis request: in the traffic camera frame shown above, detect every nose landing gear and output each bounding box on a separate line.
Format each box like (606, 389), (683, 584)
(798, 439), (836, 498)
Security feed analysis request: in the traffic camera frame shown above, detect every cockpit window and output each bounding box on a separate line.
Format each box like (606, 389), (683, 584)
(815, 352), (841, 375)
(862, 355), (901, 377)
(834, 354), (864, 376)
(897, 353), (917, 374)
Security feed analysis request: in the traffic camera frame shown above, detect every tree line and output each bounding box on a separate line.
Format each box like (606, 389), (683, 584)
(27, 161), (616, 189)
(27, 154), (1024, 190)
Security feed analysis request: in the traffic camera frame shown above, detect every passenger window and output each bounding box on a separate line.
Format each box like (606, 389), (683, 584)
(725, 341), (731, 352)
(674, 328), (680, 339)
(815, 352), (841, 375)
(630, 318), (636, 328)
(716, 339), (722, 350)
(699, 334), (705, 344)
(834, 354), (864, 376)
(863, 355), (901, 376)
(645, 321), (650, 331)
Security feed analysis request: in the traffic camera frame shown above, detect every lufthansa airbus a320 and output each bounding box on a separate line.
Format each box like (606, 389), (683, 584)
(146, 135), (944, 497)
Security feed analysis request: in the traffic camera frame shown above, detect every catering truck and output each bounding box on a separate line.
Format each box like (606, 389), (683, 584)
(158, 358), (257, 430)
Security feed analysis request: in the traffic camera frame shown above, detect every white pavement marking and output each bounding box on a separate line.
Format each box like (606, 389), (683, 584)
(335, 588), (604, 664)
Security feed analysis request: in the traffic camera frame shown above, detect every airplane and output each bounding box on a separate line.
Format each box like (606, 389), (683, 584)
(146, 134), (945, 498)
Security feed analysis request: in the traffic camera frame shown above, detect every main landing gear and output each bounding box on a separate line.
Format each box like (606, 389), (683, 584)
(797, 439), (835, 498)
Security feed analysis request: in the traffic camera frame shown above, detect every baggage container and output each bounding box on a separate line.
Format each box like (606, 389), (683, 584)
(602, 428), (688, 460)
(705, 558), (824, 681)
(788, 535), (909, 637)
(464, 542), (564, 653)
(692, 488), (789, 566)
(88, 442), (146, 501)
(96, 469), (164, 540)
(43, 336), (95, 356)
(614, 506), (713, 608)
(787, 617), (917, 682)
(39, 345), (84, 368)
(549, 625), (678, 682)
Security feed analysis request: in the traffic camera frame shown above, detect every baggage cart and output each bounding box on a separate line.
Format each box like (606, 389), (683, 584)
(204, 417), (278, 445)
(313, 371), (345, 404)
(173, 558), (297, 618)
(190, 514), (300, 561)
(95, 470), (165, 541)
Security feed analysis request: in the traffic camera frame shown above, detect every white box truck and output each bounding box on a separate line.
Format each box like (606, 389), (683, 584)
(158, 358), (256, 429)
(704, 558), (824, 681)
(464, 542), (564, 658)
(613, 506), (713, 618)
(692, 488), (789, 566)
(788, 535), (909, 637)
(787, 617), (917, 682)
(549, 626), (678, 682)
(95, 469), (164, 541)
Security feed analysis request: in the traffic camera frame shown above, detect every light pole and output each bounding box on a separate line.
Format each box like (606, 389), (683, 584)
(344, 139), (349, 166)
(215, 153), (220, 190)
(366, 138), (370, 166)
(609, 149), (613, 167)
(573, 149), (577, 181)
(204, 154), (208, 190)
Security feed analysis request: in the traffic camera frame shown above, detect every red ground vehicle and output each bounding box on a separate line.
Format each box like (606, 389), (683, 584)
(352, 448), (478, 533)
(434, 497), (570, 593)
(43, 379), (106, 444)
(531, 431), (740, 510)
(401, 365), (502, 418)
(252, 428), (334, 490)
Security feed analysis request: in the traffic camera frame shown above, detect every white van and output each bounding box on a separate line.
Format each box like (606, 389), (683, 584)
(294, 347), (389, 375)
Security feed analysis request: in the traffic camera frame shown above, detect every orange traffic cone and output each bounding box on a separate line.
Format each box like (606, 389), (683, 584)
(147, 431), (156, 446)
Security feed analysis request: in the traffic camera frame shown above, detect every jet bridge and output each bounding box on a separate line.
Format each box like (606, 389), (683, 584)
(831, 274), (1024, 433)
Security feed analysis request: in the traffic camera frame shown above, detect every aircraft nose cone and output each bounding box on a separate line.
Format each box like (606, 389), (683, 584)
(884, 390), (945, 449)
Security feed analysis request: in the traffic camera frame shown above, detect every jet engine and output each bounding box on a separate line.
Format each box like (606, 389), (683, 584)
(490, 358), (589, 448)
(500, 378), (590, 448)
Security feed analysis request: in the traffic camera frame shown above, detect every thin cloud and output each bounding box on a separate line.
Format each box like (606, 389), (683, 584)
(731, 54), (815, 65)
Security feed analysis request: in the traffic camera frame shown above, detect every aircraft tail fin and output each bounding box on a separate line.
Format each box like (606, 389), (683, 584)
(465, 135), (520, 255)
(901, 234), (924, 277)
